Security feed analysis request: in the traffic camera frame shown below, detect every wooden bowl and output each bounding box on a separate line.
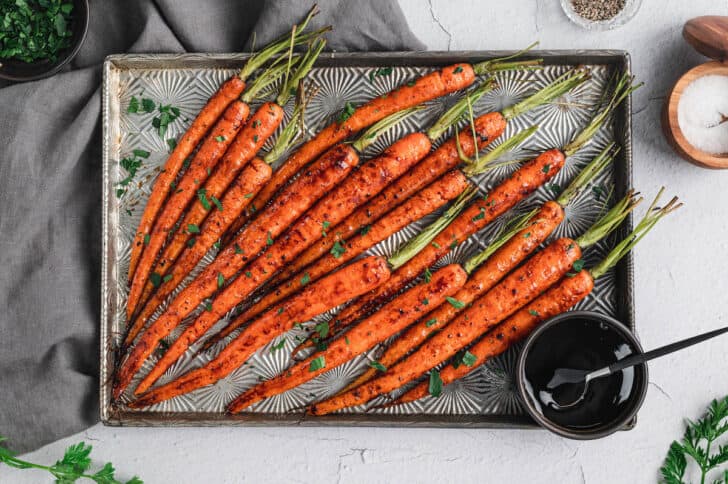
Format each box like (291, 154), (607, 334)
(662, 61), (728, 169)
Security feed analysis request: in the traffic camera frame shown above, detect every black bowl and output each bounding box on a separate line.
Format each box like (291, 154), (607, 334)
(0, 0), (89, 82)
(515, 311), (649, 440)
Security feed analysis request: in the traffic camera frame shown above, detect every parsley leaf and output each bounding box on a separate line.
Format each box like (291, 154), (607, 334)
(270, 338), (286, 352)
(266, 231), (274, 246)
(423, 267), (432, 283)
(197, 188), (211, 210)
(446, 297), (466, 309)
(150, 272), (162, 288)
(337, 102), (356, 124)
(369, 66), (393, 81)
(425, 318), (438, 328)
(127, 96), (139, 113)
(428, 370), (443, 397)
(210, 195), (223, 212)
(330, 240), (346, 259)
(360, 225), (371, 236)
(217, 273), (224, 289)
(309, 356), (326, 372)
(300, 272), (311, 286)
(369, 360), (387, 372)
(187, 223), (200, 234)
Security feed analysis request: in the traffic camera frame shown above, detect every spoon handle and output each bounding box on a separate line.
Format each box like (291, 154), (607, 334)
(607, 324), (728, 375)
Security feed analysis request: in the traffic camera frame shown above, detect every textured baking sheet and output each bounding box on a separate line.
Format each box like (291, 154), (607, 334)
(101, 51), (633, 427)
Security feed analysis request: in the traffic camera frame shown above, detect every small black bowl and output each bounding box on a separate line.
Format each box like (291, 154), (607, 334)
(0, 0), (89, 82)
(515, 311), (648, 440)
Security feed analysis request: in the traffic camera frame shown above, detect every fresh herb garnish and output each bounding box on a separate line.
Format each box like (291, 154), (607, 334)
(128, 96), (139, 113)
(163, 274), (173, 283)
(337, 102), (356, 124)
(270, 338), (286, 352)
(150, 272), (162, 288)
(143, 234), (150, 246)
(428, 370), (443, 397)
(369, 360), (387, 372)
(167, 138), (177, 152)
(210, 195), (223, 212)
(472, 207), (486, 221)
(360, 225), (371, 236)
(277, 307), (284, 315)
(243, 193), (253, 199)
(660, 395), (728, 484)
(234, 244), (244, 254)
(152, 104), (181, 138)
(187, 223), (200, 234)
(217, 273), (224, 289)
(204, 301), (213, 312)
(422, 297), (429, 306)
(0, 0), (74, 63)
(446, 297), (466, 309)
(300, 272), (311, 286)
(197, 188), (211, 210)
(321, 220), (331, 237)
(266, 231), (274, 246)
(369, 66), (393, 81)
(425, 318), (438, 328)
(244, 271), (252, 278)
(528, 309), (540, 317)
(423, 267), (432, 283)
(215, 135), (226, 142)
(542, 164), (551, 174)
(453, 350), (477, 369)
(453, 66), (464, 74)
(432, 242), (441, 249)
(186, 237), (196, 247)
(547, 183), (562, 195)
(0, 436), (143, 483)
(314, 321), (329, 339)
(523, 232), (531, 238)
(141, 98), (156, 113)
(309, 356), (325, 372)
(330, 240), (346, 259)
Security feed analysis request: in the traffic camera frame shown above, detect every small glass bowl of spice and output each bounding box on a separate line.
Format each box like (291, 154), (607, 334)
(560, 0), (643, 30)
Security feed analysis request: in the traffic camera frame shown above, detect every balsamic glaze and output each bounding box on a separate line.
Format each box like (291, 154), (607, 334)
(523, 318), (640, 430)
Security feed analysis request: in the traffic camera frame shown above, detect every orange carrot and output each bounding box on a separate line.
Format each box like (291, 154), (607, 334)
(128, 77), (246, 282)
(227, 263), (469, 413)
(128, 256), (391, 407)
(134, 133), (433, 393)
(227, 170), (471, 332)
(113, 145), (359, 398)
(129, 103), (284, 321)
(123, 158), (272, 347)
(126, 101), (249, 318)
(308, 238), (582, 415)
(269, 112), (508, 285)
(396, 270), (594, 404)
(333, 148), (566, 329)
(346, 201), (564, 390)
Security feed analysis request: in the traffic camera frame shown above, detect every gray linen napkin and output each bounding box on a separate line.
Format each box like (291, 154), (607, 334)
(0, 0), (423, 453)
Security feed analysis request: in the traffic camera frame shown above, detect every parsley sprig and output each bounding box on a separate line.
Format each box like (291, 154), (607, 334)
(0, 436), (142, 483)
(661, 395), (728, 484)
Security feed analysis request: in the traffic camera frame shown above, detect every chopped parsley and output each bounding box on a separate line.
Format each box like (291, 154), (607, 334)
(330, 240), (346, 259)
(547, 183), (562, 195)
(205, 301), (213, 312)
(428, 370), (443, 397)
(369, 66), (393, 81)
(432, 241), (441, 249)
(270, 338), (286, 352)
(345, 336), (350, 345)
(243, 193), (254, 199)
(143, 234), (150, 246)
(472, 207), (486, 222)
(360, 225), (371, 236)
(234, 244), (244, 254)
(542, 164), (551, 174)
(187, 223), (200, 234)
(523, 232), (531, 238)
(163, 274), (173, 283)
(142, 98), (156, 113)
(321, 220), (331, 237)
(453, 66), (464, 74)
(453, 350), (477, 368)
(266, 231), (274, 246)
(446, 296), (466, 309)
(0, 0), (75, 63)
(152, 104), (181, 138)
(423, 267), (432, 283)
(314, 321), (329, 339)
(277, 307), (284, 315)
(337, 101), (356, 124)
(167, 138), (177, 152)
(422, 297), (429, 306)
(369, 360), (387, 372)
(528, 309), (540, 317)
(244, 271), (252, 278)
(197, 188), (211, 210)
(300, 272), (311, 286)
(133, 149), (150, 159)
(253, 135), (259, 143)
(217, 273), (224, 288)
(425, 318), (438, 328)
(150, 272), (162, 288)
(210, 195), (223, 212)
(309, 356), (326, 372)
(187, 237), (196, 247)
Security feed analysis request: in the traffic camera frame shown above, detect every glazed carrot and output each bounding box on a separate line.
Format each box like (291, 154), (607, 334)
(134, 132), (434, 393)
(345, 144), (616, 391)
(131, 104), (284, 315)
(123, 158), (272, 347)
(129, 256), (391, 407)
(227, 263), (469, 413)
(224, 51), (543, 243)
(268, 111), (507, 284)
(396, 190), (680, 404)
(217, 170), (470, 342)
(126, 101), (250, 318)
(309, 237), (582, 415)
(113, 144), (359, 398)
(397, 270), (595, 404)
(331, 71), (638, 331)
(127, 6), (325, 281)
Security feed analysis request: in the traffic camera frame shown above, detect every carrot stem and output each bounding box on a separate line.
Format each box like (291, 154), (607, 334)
(426, 80), (496, 140)
(462, 125), (538, 176)
(388, 185), (478, 270)
(501, 68), (589, 121)
(472, 42), (542, 76)
(277, 38), (327, 106)
(462, 208), (538, 274)
(264, 84), (317, 165)
(575, 190), (642, 249)
(351, 106), (425, 153)
(238, 6), (328, 81)
(563, 73), (642, 156)
(242, 56), (299, 103)
(556, 142), (617, 207)
(590, 188), (681, 279)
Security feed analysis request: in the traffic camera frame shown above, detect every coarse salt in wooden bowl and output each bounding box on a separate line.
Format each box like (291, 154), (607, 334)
(662, 16), (728, 169)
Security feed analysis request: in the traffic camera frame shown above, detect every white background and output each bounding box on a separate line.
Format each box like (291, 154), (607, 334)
(5, 0), (728, 482)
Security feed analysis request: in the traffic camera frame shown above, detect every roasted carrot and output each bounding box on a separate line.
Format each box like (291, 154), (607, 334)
(226, 263), (469, 413)
(123, 158), (272, 347)
(345, 143), (616, 391)
(126, 101), (250, 318)
(127, 6), (326, 281)
(223, 51), (543, 244)
(113, 144), (359, 398)
(128, 256), (391, 407)
(215, 170), (471, 344)
(309, 237), (582, 415)
(331, 71), (638, 332)
(395, 190), (680, 404)
(134, 131), (434, 393)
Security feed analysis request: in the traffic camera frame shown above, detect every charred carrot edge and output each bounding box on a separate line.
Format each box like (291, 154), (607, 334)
(308, 238), (582, 415)
(127, 5), (326, 281)
(397, 270), (595, 404)
(131, 103), (286, 319)
(134, 132), (434, 393)
(113, 145), (359, 399)
(126, 102), (250, 318)
(206, 170), (471, 350)
(123, 158), (272, 348)
(128, 256), (391, 407)
(226, 264), (469, 413)
(395, 188), (680, 404)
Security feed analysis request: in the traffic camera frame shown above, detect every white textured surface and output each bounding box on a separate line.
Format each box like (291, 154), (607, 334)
(6, 1), (728, 482)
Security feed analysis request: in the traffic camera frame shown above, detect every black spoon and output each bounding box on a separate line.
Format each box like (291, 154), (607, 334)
(547, 324), (728, 409)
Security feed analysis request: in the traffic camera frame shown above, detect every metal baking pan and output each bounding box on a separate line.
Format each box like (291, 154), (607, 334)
(101, 51), (634, 428)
